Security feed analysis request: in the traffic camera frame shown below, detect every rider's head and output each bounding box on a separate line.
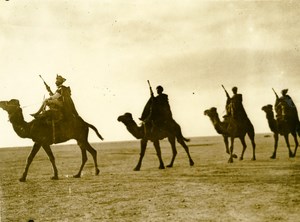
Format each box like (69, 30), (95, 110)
(156, 85), (164, 94)
(56, 75), (66, 86)
(232, 86), (238, 94)
(281, 89), (288, 96)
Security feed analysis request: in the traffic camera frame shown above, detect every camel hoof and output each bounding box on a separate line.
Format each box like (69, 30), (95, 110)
(232, 154), (238, 158)
(239, 157), (244, 161)
(133, 167), (140, 171)
(289, 153), (295, 158)
(228, 159), (233, 163)
(251, 157), (256, 161)
(51, 176), (59, 180)
(19, 178), (26, 182)
(190, 160), (195, 166)
(95, 168), (100, 175)
(159, 165), (165, 169)
(166, 164), (173, 168)
(73, 174), (81, 178)
(270, 155), (276, 159)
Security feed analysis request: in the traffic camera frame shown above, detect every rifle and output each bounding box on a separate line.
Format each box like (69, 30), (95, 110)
(39, 75), (53, 96)
(272, 88), (279, 99)
(147, 80), (154, 97)
(221, 85), (230, 98)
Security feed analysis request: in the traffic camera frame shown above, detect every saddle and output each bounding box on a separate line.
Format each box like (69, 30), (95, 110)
(34, 105), (75, 143)
(142, 118), (174, 140)
(35, 105), (63, 124)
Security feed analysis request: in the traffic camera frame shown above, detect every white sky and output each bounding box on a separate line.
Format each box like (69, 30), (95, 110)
(0, 1), (300, 148)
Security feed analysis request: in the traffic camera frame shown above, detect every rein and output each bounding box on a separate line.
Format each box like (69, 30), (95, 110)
(21, 102), (41, 109)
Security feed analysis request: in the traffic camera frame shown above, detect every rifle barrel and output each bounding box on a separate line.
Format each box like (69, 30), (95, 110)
(39, 75), (46, 83)
(272, 88), (279, 98)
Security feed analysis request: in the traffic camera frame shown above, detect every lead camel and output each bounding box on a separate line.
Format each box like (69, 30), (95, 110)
(0, 99), (103, 182)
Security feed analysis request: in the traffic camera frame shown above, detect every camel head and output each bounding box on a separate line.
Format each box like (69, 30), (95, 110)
(261, 104), (273, 114)
(204, 107), (219, 119)
(117, 113), (135, 125)
(117, 112), (143, 139)
(0, 99), (21, 113)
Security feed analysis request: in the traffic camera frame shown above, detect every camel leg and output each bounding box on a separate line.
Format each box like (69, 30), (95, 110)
(250, 139), (256, 161)
(20, 143), (41, 182)
(223, 136), (230, 154)
(239, 137), (247, 161)
(247, 128), (256, 161)
(42, 145), (59, 180)
(283, 134), (294, 158)
(224, 136), (237, 158)
(177, 137), (194, 166)
(291, 132), (298, 158)
(166, 137), (177, 168)
(228, 137), (234, 163)
(85, 142), (100, 175)
(134, 139), (147, 171)
(73, 142), (88, 178)
(153, 140), (165, 169)
(271, 133), (279, 159)
(294, 134), (299, 157)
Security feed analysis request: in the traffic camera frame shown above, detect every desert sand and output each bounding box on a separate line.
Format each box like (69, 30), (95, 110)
(0, 134), (299, 221)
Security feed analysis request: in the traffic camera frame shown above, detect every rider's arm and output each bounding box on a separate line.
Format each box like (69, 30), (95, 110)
(49, 92), (61, 100)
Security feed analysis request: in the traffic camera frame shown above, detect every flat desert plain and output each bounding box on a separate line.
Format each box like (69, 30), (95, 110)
(0, 134), (299, 222)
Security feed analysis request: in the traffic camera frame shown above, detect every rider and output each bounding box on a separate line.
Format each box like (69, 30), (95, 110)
(140, 85), (173, 135)
(152, 85), (173, 126)
(226, 86), (248, 120)
(31, 75), (78, 120)
(275, 89), (299, 121)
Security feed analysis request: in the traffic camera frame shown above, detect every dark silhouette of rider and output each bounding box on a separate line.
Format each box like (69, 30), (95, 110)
(278, 89), (296, 108)
(275, 89), (299, 121)
(226, 86), (248, 120)
(140, 85), (173, 136)
(152, 85), (173, 125)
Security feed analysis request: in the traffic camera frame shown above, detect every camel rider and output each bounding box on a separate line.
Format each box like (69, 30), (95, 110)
(225, 86), (248, 120)
(152, 85), (173, 126)
(275, 89), (299, 121)
(31, 75), (78, 120)
(140, 85), (173, 135)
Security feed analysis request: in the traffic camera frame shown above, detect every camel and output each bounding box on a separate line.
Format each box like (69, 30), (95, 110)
(261, 104), (299, 158)
(204, 107), (256, 163)
(117, 112), (194, 171)
(0, 99), (104, 182)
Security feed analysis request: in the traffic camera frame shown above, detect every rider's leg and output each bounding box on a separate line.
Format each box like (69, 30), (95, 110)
(30, 100), (47, 117)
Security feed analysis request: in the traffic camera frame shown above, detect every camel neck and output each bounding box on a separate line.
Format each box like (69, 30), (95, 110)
(210, 115), (221, 126)
(265, 111), (275, 120)
(124, 120), (144, 139)
(8, 107), (30, 138)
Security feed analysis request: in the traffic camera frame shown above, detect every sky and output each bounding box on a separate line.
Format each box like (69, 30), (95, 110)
(0, 1), (300, 148)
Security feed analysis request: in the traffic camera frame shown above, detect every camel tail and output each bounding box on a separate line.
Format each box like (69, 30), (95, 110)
(183, 137), (190, 142)
(87, 123), (104, 141)
(173, 119), (190, 142)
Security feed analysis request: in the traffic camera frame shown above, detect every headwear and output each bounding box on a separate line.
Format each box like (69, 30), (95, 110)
(281, 89), (288, 95)
(156, 85), (164, 92)
(232, 86), (238, 92)
(56, 75), (66, 83)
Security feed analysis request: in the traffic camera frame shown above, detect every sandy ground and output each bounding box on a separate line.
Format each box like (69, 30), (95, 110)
(0, 134), (299, 222)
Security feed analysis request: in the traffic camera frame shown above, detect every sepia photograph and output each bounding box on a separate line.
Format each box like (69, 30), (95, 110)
(0, 1), (299, 221)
